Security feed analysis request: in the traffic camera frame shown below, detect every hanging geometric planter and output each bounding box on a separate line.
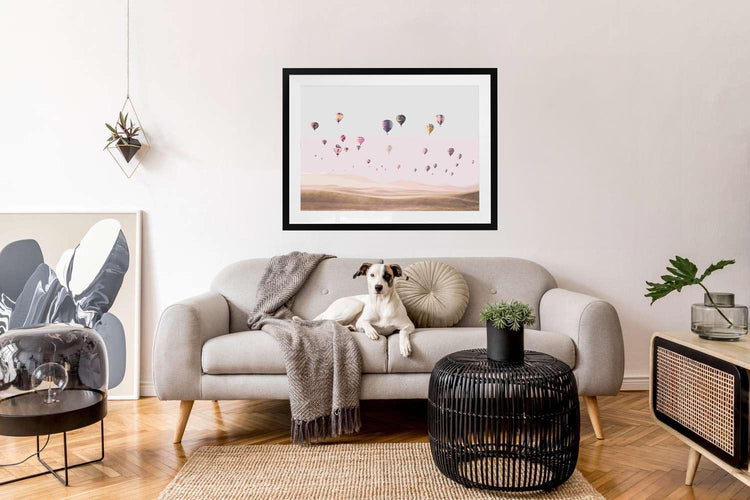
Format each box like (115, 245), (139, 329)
(104, 0), (149, 179)
(105, 96), (150, 179)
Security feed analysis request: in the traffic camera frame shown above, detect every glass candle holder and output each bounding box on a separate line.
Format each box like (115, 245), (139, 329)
(691, 293), (748, 341)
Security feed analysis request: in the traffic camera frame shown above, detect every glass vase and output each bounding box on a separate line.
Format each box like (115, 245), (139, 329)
(691, 293), (748, 341)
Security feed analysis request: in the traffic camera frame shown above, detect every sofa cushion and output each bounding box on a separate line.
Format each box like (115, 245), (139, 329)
(202, 329), (387, 374)
(387, 327), (575, 373)
(396, 261), (469, 328)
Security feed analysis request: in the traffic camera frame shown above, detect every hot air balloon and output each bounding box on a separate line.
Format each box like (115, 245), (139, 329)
(335, 112), (344, 123)
(340, 135), (346, 142)
(334, 145), (342, 156)
(422, 147), (428, 155)
(382, 119), (393, 135)
(386, 145), (392, 154)
(445, 169), (448, 173)
(397, 164), (401, 169)
(356, 136), (365, 150)
(344, 147), (349, 152)
(414, 168), (417, 172)
(433, 163), (437, 169)
(448, 148), (454, 156)
(311, 122), (319, 131)
(367, 159), (371, 164)
(451, 172), (454, 176)
(322, 139), (327, 145)
(425, 165), (431, 172)
(458, 153), (462, 159)
(436, 114), (445, 126)
(455, 163), (459, 167)
(396, 114), (406, 127)
(426, 123), (434, 135)
(472, 159), (475, 164)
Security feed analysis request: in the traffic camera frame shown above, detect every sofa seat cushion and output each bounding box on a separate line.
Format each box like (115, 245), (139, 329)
(202, 329), (387, 374)
(387, 327), (576, 373)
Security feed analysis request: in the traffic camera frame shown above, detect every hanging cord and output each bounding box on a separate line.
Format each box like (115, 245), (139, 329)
(0, 435), (51, 467)
(126, 0), (130, 98)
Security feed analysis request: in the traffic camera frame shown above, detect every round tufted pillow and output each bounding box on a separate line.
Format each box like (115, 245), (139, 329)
(396, 261), (470, 328)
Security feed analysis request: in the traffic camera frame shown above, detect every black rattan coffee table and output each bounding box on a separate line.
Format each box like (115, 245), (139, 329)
(428, 349), (579, 491)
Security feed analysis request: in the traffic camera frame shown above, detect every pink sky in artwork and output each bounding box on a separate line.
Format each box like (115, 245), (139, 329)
(301, 136), (479, 188)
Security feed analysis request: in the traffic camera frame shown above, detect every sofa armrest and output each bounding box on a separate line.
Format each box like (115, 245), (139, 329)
(539, 288), (624, 396)
(153, 292), (229, 401)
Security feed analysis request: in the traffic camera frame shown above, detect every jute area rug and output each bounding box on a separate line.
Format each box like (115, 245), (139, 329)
(158, 443), (603, 499)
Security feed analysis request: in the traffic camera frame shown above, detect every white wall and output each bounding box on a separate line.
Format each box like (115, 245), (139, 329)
(2, 0), (750, 394)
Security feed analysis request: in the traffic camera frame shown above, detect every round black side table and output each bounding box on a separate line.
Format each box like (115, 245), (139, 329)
(0, 390), (106, 486)
(428, 349), (579, 491)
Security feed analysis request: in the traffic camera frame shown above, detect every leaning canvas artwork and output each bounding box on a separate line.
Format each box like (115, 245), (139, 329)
(284, 69), (497, 230)
(0, 212), (141, 399)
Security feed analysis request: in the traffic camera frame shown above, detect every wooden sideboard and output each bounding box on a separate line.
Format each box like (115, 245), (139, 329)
(649, 331), (750, 487)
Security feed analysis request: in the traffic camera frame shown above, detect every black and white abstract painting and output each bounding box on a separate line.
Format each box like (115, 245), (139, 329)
(0, 212), (141, 399)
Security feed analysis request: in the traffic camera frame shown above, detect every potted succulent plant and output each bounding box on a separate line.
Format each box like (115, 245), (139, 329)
(105, 112), (141, 163)
(480, 300), (536, 362)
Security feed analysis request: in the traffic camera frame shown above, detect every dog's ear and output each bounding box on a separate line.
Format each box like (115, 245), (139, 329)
(353, 262), (372, 279)
(390, 264), (408, 280)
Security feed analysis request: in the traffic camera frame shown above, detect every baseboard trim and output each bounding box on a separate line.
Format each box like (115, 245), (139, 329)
(140, 381), (156, 397)
(620, 375), (649, 391)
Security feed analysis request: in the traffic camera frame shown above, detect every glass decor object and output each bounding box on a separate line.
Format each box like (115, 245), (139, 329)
(0, 324), (108, 420)
(691, 293), (748, 341)
(32, 362), (69, 404)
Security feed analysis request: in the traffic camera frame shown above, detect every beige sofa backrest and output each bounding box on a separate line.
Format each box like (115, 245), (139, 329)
(211, 257), (556, 333)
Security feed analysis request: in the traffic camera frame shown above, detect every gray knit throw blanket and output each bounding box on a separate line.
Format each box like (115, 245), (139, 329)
(246, 252), (362, 445)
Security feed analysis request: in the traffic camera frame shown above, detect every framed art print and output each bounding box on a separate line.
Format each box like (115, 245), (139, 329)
(283, 68), (497, 230)
(0, 211), (142, 399)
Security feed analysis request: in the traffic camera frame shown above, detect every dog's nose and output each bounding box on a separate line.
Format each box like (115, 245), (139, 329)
(374, 284), (383, 293)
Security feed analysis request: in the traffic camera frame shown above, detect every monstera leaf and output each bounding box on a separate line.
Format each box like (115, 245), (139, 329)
(645, 256), (735, 304)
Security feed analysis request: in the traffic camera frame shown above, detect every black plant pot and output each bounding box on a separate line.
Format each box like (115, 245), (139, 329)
(486, 321), (524, 363)
(117, 138), (141, 163)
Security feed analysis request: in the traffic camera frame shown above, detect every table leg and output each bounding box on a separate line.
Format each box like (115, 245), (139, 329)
(685, 448), (701, 486)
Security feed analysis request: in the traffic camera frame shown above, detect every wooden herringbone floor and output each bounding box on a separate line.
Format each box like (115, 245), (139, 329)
(0, 391), (748, 499)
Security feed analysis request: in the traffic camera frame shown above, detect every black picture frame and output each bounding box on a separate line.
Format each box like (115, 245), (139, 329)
(283, 68), (497, 231)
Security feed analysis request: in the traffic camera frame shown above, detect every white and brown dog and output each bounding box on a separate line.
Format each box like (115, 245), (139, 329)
(307, 263), (414, 358)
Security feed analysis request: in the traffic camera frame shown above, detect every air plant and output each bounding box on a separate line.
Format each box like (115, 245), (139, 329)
(105, 112), (141, 162)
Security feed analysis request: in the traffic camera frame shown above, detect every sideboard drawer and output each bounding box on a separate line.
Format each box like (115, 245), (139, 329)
(651, 337), (749, 468)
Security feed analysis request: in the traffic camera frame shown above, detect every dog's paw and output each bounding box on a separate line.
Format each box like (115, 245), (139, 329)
(399, 335), (412, 357)
(362, 325), (380, 340)
(292, 316), (303, 322)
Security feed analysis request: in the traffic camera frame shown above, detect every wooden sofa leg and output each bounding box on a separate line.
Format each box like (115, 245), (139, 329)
(584, 396), (604, 440)
(685, 448), (701, 485)
(174, 400), (194, 444)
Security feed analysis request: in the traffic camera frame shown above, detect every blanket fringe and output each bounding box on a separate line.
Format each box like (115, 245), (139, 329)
(291, 406), (361, 446)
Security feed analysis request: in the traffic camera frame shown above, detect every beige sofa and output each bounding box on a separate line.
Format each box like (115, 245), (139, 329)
(154, 257), (624, 443)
